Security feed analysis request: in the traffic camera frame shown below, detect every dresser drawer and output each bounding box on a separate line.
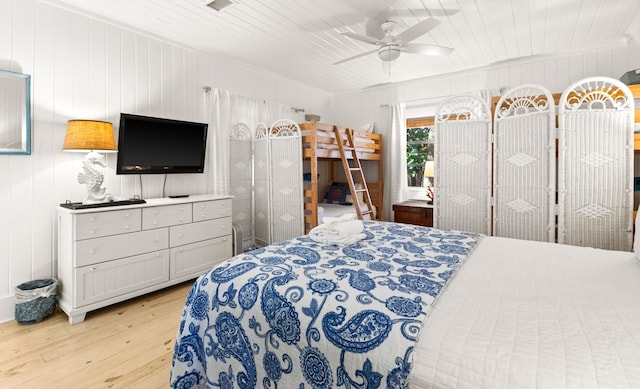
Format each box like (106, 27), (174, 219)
(170, 237), (232, 280)
(74, 249), (170, 307)
(143, 204), (192, 230)
(75, 228), (169, 267)
(192, 199), (232, 221)
(170, 217), (232, 247)
(75, 209), (142, 240)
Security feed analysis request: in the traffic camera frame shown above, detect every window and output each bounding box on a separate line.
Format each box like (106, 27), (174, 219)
(406, 117), (434, 188)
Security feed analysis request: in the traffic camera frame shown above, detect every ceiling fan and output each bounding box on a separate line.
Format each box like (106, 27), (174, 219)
(334, 17), (454, 65)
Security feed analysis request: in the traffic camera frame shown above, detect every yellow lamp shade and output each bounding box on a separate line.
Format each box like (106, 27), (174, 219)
(63, 120), (117, 152)
(424, 161), (435, 177)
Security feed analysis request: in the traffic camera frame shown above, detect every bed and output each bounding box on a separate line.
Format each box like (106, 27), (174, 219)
(300, 121), (383, 233)
(170, 221), (640, 388)
(315, 181), (378, 224)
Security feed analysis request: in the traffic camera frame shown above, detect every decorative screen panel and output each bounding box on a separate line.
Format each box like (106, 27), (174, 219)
(229, 123), (254, 251)
(253, 123), (270, 247)
(269, 120), (304, 243)
(558, 77), (634, 251)
(434, 95), (492, 234)
(493, 85), (556, 242)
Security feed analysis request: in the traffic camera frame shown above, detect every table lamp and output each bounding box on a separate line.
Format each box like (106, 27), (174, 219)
(63, 120), (117, 204)
(424, 160), (435, 203)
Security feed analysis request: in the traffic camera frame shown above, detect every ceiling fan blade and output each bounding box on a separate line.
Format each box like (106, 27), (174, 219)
(333, 49), (378, 65)
(404, 43), (453, 56)
(366, 7), (394, 39)
(394, 8), (460, 18)
(341, 31), (383, 45)
(366, 7), (457, 38)
(395, 18), (441, 44)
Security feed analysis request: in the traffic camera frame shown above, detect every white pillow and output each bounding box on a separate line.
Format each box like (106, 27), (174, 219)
(345, 183), (363, 204)
(634, 206), (640, 259)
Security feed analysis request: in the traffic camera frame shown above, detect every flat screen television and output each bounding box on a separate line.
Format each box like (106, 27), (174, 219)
(116, 113), (208, 174)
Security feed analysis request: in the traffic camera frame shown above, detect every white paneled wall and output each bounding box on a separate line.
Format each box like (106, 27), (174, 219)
(0, 0), (331, 322)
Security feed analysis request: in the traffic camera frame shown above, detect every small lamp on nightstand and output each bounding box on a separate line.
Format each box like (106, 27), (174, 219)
(63, 120), (117, 204)
(424, 160), (434, 203)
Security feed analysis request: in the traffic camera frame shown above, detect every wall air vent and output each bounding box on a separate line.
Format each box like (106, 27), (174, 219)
(206, 0), (233, 12)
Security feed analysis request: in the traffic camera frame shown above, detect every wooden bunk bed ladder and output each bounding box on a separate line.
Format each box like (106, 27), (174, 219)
(334, 127), (375, 220)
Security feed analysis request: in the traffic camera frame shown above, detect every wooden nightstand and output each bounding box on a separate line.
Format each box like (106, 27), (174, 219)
(393, 200), (434, 227)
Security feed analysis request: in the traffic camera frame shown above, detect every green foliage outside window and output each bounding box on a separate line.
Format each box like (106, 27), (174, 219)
(406, 127), (433, 187)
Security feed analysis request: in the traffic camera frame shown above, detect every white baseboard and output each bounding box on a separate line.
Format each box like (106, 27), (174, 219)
(0, 295), (15, 323)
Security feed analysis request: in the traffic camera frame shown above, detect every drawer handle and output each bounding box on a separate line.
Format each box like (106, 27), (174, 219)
(89, 217), (95, 222)
(200, 214), (207, 219)
(179, 217), (184, 222)
(89, 249), (95, 255)
(154, 238), (160, 243)
(89, 229), (95, 235)
(91, 267), (96, 271)
(154, 221), (158, 225)
(124, 225), (130, 230)
(199, 204), (206, 209)
(125, 213), (130, 218)
(178, 234), (184, 239)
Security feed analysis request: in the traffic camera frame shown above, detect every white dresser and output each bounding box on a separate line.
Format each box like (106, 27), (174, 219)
(56, 194), (232, 324)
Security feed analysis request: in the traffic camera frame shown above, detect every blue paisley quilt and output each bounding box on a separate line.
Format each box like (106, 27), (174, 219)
(170, 221), (480, 389)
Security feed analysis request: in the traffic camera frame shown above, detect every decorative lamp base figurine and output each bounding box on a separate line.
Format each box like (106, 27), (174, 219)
(63, 119), (119, 205)
(77, 151), (114, 204)
(426, 187), (434, 204)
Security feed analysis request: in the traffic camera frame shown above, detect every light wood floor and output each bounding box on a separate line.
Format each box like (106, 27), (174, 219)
(0, 281), (194, 388)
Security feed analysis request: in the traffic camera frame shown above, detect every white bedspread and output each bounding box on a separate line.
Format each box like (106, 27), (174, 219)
(412, 236), (640, 389)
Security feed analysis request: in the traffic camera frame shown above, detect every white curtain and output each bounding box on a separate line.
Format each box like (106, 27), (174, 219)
(262, 100), (293, 125)
(206, 89), (232, 195)
(231, 95), (263, 130)
(383, 103), (408, 221)
(475, 88), (500, 111)
(206, 92), (293, 196)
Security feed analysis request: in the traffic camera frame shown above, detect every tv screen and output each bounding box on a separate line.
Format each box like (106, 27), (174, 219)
(116, 113), (208, 174)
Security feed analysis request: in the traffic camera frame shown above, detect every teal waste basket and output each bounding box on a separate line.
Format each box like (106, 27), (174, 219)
(15, 278), (58, 323)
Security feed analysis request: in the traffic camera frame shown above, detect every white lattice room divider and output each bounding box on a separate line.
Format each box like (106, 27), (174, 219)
(493, 85), (556, 242)
(254, 123), (271, 247)
(434, 95), (492, 234)
(253, 120), (304, 246)
(267, 120), (304, 244)
(558, 76), (634, 251)
(229, 123), (254, 251)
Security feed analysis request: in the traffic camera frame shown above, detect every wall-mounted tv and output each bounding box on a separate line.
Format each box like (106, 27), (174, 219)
(116, 113), (208, 174)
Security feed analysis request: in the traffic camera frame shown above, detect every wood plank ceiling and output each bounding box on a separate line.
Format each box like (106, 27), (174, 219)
(48, 0), (640, 93)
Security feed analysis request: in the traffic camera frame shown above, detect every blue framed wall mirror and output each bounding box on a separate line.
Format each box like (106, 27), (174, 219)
(0, 70), (31, 155)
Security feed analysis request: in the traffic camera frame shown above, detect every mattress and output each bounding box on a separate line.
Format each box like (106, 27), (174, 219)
(318, 203), (377, 222)
(301, 129), (375, 150)
(411, 236), (640, 389)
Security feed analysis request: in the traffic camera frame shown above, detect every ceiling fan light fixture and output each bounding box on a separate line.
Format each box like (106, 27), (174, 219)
(378, 45), (401, 62)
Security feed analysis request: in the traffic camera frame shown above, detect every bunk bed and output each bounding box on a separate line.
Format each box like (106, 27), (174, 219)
(299, 121), (384, 233)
